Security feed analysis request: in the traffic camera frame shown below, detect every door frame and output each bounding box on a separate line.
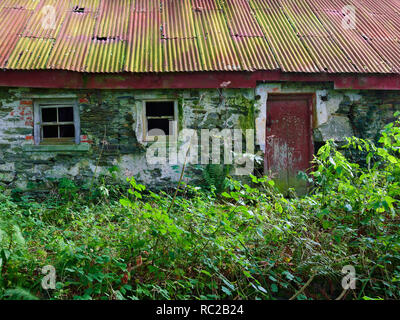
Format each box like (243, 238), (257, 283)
(265, 93), (315, 176)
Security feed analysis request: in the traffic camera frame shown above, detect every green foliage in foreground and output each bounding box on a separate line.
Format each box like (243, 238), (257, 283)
(0, 116), (399, 300)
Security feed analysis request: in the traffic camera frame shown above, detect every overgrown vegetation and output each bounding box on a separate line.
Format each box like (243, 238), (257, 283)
(0, 115), (399, 300)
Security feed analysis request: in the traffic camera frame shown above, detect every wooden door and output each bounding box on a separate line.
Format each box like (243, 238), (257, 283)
(265, 94), (313, 194)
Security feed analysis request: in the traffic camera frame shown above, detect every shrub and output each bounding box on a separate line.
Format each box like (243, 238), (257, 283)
(0, 115), (399, 300)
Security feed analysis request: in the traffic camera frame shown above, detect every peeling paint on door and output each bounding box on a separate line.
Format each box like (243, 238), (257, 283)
(265, 94), (313, 195)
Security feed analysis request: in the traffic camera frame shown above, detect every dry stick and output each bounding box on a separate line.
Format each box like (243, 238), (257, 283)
(167, 140), (192, 213)
(89, 126), (107, 198)
(289, 272), (316, 300)
(335, 288), (348, 300)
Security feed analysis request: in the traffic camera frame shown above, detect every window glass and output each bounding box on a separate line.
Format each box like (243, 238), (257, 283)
(60, 125), (75, 138)
(38, 105), (76, 143)
(43, 125), (58, 138)
(42, 108), (57, 123)
(58, 107), (74, 122)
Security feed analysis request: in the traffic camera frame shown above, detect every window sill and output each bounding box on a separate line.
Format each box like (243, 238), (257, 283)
(22, 144), (90, 153)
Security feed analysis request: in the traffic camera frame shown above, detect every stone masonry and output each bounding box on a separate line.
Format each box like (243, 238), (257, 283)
(0, 83), (399, 190)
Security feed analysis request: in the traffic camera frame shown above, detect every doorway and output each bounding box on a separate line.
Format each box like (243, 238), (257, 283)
(265, 94), (314, 194)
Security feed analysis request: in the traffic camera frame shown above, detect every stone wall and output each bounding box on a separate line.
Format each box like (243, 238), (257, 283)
(0, 84), (399, 190)
(0, 87), (254, 190)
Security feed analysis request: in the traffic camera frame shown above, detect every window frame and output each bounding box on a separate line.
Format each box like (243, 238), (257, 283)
(33, 99), (80, 145)
(142, 99), (178, 142)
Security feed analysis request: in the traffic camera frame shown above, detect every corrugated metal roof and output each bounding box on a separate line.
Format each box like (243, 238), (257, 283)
(0, 0), (399, 74)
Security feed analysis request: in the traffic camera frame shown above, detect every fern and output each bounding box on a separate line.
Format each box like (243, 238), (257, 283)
(202, 164), (231, 194)
(3, 287), (39, 300)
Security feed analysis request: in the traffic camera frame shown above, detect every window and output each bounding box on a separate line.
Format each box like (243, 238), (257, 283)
(34, 100), (80, 145)
(143, 100), (178, 141)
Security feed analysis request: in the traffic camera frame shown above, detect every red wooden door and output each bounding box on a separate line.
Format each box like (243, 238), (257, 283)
(265, 94), (313, 194)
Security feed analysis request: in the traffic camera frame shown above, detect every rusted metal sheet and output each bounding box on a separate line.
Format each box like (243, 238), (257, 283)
(94, 0), (131, 39)
(7, 37), (54, 69)
(221, 0), (264, 37)
(0, 8), (32, 68)
(84, 39), (126, 72)
(233, 36), (278, 71)
(68, 0), (100, 13)
(250, 0), (320, 72)
(348, 0), (400, 72)
(47, 11), (96, 71)
(163, 38), (202, 72)
(162, 0), (196, 39)
(126, 1), (163, 72)
(193, 4), (244, 71)
(0, 0), (39, 10)
(278, 0), (358, 73)
(22, 0), (69, 39)
(0, 0), (399, 74)
(306, 0), (392, 73)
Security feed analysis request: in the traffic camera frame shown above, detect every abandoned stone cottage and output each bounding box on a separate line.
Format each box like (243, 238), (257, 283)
(0, 0), (400, 192)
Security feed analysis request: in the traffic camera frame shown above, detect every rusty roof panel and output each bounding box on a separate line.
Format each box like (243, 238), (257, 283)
(133, 0), (159, 12)
(162, 0), (196, 39)
(192, 0), (219, 10)
(163, 38), (202, 71)
(386, 0), (400, 13)
(1, 0), (400, 74)
(307, 0), (392, 73)
(7, 37), (53, 69)
(84, 39), (126, 72)
(368, 39), (400, 73)
(47, 11), (96, 71)
(0, 0), (40, 10)
(350, 0), (398, 40)
(125, 6), (163, 72)
(0, 7), (32, 67)
(279, 0), (358, 73)
(221, 0), (264, 37)
(233, 36), (278, 71)
(279, 0), (330, 37)
(250, 0), (320, 72)
(193, 5), (243, 71)
(353, 0), (395, 14)
(22, 0), (69, 39)
(68, 0), (100, 13)
(94, 0), (131, 39)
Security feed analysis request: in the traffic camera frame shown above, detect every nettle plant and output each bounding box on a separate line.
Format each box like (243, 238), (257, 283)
(311, 112), (399, 221)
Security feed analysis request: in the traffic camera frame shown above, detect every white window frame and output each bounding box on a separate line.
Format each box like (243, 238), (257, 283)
(142, 100), (178, 142)
(33, 99), (80, 145)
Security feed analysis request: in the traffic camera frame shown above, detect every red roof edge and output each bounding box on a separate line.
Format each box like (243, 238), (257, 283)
(0, 70), (399, 90)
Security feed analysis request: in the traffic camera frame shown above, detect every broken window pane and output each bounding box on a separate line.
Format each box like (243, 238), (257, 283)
(146, 101), (175, 117)
(58, 107), (74, 122)
(148, 119), (171, 136)
(145, 101), (175, 138)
